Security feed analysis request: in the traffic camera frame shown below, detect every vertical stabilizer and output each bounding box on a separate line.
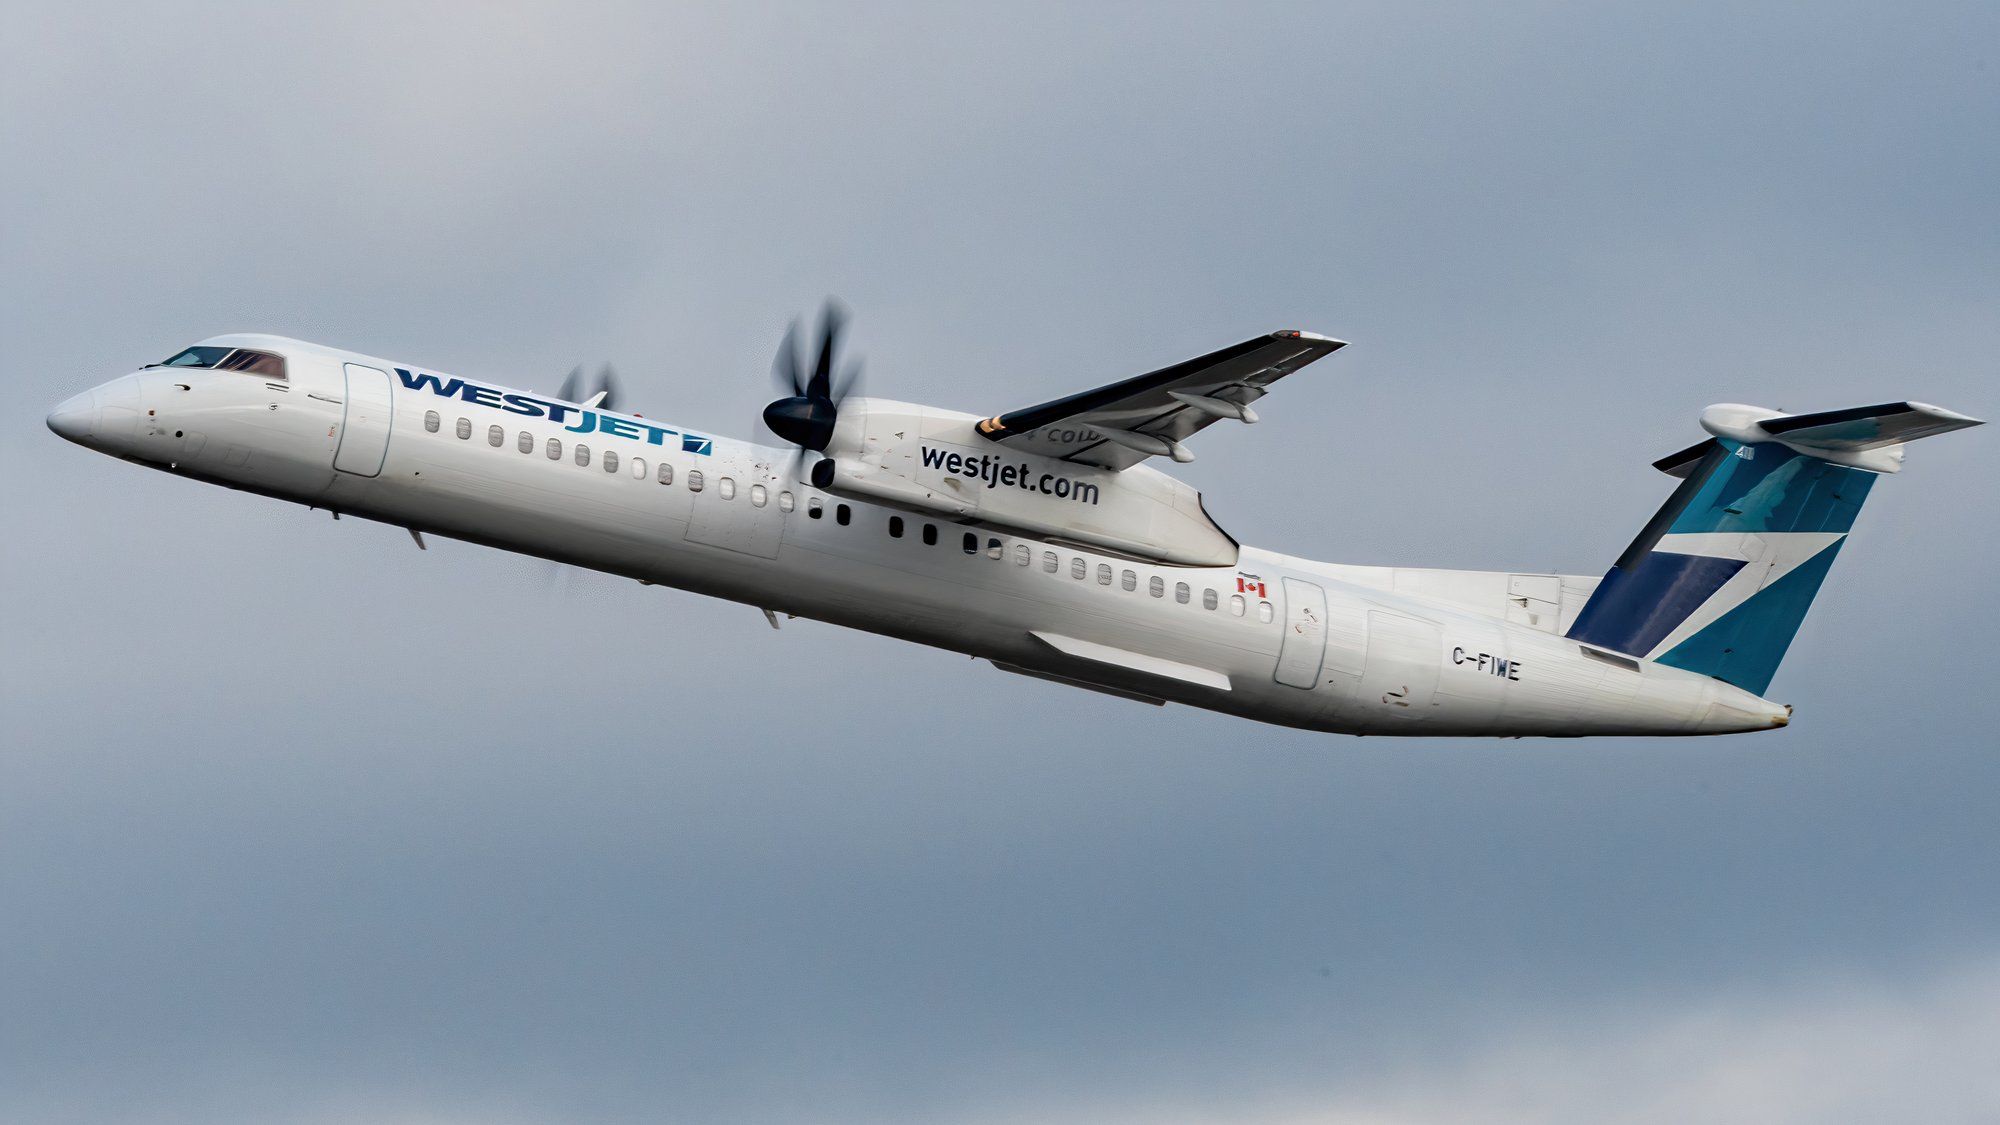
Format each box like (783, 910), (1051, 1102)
(1565, 401), (1979, 695)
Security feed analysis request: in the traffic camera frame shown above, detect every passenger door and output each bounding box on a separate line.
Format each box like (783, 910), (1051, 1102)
(332, 363), (394, 477)
(1273, 577), (1328, 689)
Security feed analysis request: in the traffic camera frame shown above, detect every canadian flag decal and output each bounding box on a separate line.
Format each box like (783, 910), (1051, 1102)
(1236, 574), (1267, 598)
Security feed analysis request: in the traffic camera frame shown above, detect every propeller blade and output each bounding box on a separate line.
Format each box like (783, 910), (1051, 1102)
(773, 319), (805, 398)
(596, 362), (624, 414)
(558, 365), (584, 403)
(808, 300), (845, 401)
(832, 356), (864, 405)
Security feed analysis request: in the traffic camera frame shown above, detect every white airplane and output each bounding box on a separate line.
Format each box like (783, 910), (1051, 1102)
(48, 310), (1981, 737)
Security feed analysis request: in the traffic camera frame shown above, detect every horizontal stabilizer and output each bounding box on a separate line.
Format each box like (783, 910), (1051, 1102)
(1656, 401), (1985, 475)
(1653, 438), (1721, 479)
(1756, 401), (1983, 451)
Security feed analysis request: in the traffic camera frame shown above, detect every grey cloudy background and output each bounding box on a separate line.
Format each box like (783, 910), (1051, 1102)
(4, 2), (1997, 1121)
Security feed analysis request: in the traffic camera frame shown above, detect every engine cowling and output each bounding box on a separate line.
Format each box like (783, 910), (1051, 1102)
(809, 398), (1238, 567)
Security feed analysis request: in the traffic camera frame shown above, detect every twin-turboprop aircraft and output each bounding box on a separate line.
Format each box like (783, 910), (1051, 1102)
(49, 308), (1981, 737)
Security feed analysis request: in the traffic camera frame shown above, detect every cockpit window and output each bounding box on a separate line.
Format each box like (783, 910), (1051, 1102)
(161, 346), (233, 368)
(156, 346), (288, 380)
(215, 349), (287, 378)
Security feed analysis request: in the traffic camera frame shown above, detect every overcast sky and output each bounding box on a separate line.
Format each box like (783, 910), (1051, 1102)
(3, 2), (1997, 1122)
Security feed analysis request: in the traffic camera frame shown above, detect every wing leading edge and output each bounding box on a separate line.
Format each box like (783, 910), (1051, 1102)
(974, 330), (1346, 470)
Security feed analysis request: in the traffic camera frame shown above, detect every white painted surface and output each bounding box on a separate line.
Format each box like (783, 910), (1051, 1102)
(52, 332), (1813, 739)
(1274, 577), (1327, 689)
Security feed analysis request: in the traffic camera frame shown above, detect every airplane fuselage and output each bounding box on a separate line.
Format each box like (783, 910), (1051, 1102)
(49, 336), (1793, 737)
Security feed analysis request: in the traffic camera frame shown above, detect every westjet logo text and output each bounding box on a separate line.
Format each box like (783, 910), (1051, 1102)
(919, 446), (1099, 505)
(395, 369), (713, 455)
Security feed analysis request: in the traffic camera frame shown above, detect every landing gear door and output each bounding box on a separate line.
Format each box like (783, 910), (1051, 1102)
(333, 363), (394, 477)
(1274, 577), (1328, 689)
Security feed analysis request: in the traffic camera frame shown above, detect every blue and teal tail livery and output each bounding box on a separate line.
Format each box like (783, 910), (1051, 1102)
(1567, 401), (1981, 695)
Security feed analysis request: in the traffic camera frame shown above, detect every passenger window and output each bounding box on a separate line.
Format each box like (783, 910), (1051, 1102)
(750, 483), (767, 507)
(488, 424), (504, 448)
(1015, 544), (1031, 566)
(808, 497), (822, 518)
(778, 491), (794, 512)
(631, 456), (647, 479)
(1175, 581), (1190, 604)
(1202, 588), (1218, 610)
(963, 532), (979, 555)
(987, 538), (1003, 560)
(518, 431), (534, 454)
(836, 504), (851, 526)
(687, 469), (704, 492)
(1071, 558), (1086, 580)
(922, 523), (938, 546)
(1096, 563), (1112, 585)
(657, 462), (674, 485)
(575, 444), (590, 466)
(1257, 601), (1275, 623)
(718, 477), (735, 500)
(1149, 576), (1165, 598)
(1230, 594), (1246, 617)
(1121, 570), (1137, 592)
(547, 438), (562, 460)
(604, 449), (619, 474)
(1043, 551), (1058, 573)
(889, 516), (904, 538)
(456, 417), (472, 440)
(424, 410), (440, 433)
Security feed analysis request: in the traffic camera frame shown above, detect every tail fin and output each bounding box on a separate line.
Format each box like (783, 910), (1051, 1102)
(1566, 401), (1981, 694)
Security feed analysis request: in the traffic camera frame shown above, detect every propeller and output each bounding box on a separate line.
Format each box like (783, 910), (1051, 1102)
(557, 362), (626, 413)
(761, 301), (862, 482)
(543, 361), (629, 593)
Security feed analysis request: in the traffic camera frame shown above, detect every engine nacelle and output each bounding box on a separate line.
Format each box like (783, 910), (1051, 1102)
(813, 399), (1238, 567)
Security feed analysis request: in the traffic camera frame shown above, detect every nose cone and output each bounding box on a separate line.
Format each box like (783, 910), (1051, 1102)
(47, 389), (98, 444)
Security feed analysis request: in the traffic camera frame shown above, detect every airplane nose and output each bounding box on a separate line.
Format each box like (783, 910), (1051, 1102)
(47, 389), (98, 444)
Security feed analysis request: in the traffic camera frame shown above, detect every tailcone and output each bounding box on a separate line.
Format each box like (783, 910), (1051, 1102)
(1695, 692), (1793, 735)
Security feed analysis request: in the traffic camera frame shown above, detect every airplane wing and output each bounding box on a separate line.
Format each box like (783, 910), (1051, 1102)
(973, 330), (1347, 470)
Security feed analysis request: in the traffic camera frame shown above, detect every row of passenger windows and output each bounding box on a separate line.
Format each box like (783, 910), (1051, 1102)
(423, 409), (1274, 621)
(870, 509), (1274, 621)
(423, 410), (798, 510)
